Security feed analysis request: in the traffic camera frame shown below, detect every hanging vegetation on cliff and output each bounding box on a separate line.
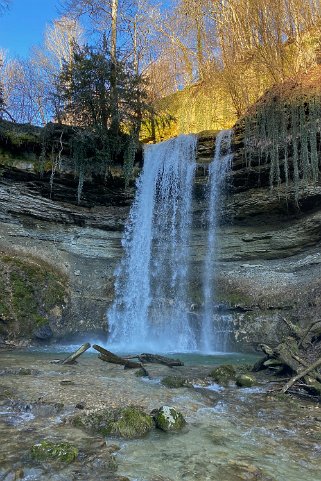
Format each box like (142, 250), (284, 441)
(243, 68), (321, 201)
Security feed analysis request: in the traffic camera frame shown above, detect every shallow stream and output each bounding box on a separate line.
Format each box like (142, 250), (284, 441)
(0, 349), (320, 481)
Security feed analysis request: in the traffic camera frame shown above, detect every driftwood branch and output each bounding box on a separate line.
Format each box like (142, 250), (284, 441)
(257, 322), (321, 396)
(282, 357), (321, 393)
(62, 343), (91, 365)
(93, 345), (142, 369)
(124, 353), (184, 367)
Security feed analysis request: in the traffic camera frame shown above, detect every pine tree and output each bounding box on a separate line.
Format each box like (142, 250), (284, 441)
(52, 41), (149, 199)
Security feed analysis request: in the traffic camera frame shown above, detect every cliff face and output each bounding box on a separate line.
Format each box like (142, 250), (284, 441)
(1, 70), (321, 349)
(194, 131), (321, 349)
(0, 167), (130, 342)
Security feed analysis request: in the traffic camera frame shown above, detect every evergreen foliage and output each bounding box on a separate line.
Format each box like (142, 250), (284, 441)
(51, 42), (149, 200)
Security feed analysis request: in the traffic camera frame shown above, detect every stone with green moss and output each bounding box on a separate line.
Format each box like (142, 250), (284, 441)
(31, 441), (78, 463)
(154, 406), (186, 432)
(210, 365), (236, 386)
(73, 406), (154, 439)
(161, 376), (187, 389)
(0, 253), (67, 340)
(236, 374), (256, 388)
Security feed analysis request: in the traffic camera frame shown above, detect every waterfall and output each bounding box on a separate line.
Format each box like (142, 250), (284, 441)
(200, 129), (233, 353)
(108, 134), (197, 353)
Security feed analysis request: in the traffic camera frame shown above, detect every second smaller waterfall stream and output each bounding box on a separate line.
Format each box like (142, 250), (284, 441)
(200, 130), (233, 352)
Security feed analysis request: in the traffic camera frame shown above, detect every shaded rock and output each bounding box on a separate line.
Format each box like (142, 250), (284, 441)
(235, 374), (256, 387)
(303, 376), (321, 396)
(73, 406), (154, 439)
(210, 365), (236, 386)
(154, 406), (186, 432)
(33, 323), (53, 340)
(31, 441), (78, 463)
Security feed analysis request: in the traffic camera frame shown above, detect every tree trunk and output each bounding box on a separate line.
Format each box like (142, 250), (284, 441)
(93, 344), (141, 369)
(110, 0), (119, 139)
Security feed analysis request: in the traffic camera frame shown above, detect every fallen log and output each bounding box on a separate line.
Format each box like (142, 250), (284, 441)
(61, 343), (91, 365)
(282, 357), (321, 393)
(124, 353), (184, 367)
(93, 345), (141, 369)
(139, 353), (184, 366)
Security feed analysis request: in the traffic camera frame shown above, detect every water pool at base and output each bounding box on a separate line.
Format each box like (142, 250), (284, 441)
(0, 349), (320, 481)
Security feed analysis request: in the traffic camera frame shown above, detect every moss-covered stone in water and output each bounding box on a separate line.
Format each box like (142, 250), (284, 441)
(31, 441), (78, 463)
(210, 365), (236, 386)
(73, 406), (154, 439)
(235, 374), (256, 388)
(135, 368), (148, 377)
(161, 376), (187, 388)
(154, 406), (186, 432)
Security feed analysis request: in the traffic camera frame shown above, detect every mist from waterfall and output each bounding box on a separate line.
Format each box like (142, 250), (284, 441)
(200, 129), (233, 353)
(108, 134), (198, 353)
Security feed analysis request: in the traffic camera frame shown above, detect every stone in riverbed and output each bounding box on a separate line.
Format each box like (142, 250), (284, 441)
(72, 406), (154, 439)
(31, 441), (78, 463)
(154, 406), (186, 432)
(33, 323), (53, 340)
(161, 376), (188, 388)
(235, 374), (256, 387)
(209, 365), (236, 386)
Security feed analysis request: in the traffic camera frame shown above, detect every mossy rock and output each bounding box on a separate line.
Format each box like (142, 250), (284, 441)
(73, 406), (154, 439)
(135, 368), (148, 377)
(161, 376), (187, 388)
(31, 441), (78, 463)
(0, 252), (68, 339)
(154, 406), (186, 432)
(235, 374), (256, 388)
(210, 365), (236, 386)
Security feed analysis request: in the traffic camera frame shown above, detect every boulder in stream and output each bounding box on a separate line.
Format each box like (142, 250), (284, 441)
(154, 406), (186, 432)
(209, 365), (236, 386)
(72, 406), (154, 439)
(235, 374), (256, 387)
(31, 441), (78, 463)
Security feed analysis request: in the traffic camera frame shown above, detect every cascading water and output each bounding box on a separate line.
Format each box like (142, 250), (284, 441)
(200, 129), (233, 353)
(108, 134), (198, 353)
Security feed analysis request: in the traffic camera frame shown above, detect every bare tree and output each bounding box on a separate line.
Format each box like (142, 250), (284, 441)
(0, 0), (10, 14)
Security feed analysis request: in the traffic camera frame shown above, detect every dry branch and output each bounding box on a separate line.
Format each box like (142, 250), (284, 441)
(93, 345), (142, 369)
(61, 343), (91, 365)
(125, 353), (184, 367)
(282, 357), (321, 393)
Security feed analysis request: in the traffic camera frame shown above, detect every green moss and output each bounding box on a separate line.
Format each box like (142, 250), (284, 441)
(109, 407), (154, 438)
(31, 441), (78, 463)
(161, 376), (187, 389)
(235, 374), (256, 388)
(210, 365), (236, 386)
(135, 368), (148, 377)
(154, 406), (186, 432)
(73, 406), (154, 439)
(0, 253), (68, 339)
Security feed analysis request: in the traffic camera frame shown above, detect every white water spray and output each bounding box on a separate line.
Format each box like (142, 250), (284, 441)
(200, 129), (233, 353)
(108, 135), (197, 353)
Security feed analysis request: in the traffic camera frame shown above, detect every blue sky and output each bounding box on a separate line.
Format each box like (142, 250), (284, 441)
(0, 0), (60, 57)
